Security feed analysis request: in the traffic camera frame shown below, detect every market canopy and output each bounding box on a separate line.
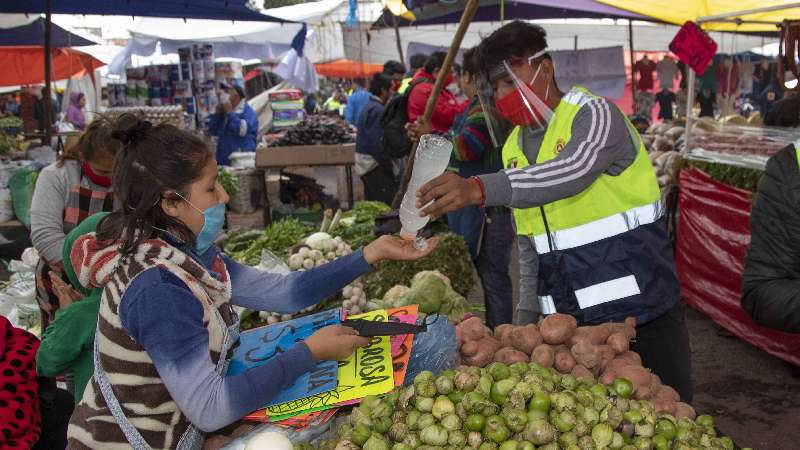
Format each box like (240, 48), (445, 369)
(0, 16), (97, 47)
(375, 0), (647, 27)
(596, 1), (800, 32)
(0, 47), (104, 87)
(0, 0), (287, 22)
(315, 59), (384, 78)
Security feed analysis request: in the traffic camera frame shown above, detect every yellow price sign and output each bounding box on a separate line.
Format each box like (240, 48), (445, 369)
(266, 309), (395, 417)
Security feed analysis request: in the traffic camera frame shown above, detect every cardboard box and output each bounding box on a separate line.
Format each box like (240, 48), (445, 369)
(256, 144), (355, 168)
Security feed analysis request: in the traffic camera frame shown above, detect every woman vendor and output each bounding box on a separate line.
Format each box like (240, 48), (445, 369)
(67, 119), (438, 449)
(30, 114), (132, 326)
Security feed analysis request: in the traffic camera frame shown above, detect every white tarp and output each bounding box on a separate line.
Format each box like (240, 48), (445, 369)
(107, 0), (382, 75)
(344, 19), (777, 65)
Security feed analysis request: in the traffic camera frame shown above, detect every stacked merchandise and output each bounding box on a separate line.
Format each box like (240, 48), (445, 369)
(180, 44), (218, 129)
(269, 89), (306, 129)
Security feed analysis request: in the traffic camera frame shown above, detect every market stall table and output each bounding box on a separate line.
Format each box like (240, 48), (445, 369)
(255, 143), (356, 223)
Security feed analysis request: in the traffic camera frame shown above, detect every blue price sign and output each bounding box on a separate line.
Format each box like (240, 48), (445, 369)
(227, 308), (341, 407)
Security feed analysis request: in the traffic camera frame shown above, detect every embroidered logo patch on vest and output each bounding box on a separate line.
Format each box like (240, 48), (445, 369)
(555, 139), (566, 155)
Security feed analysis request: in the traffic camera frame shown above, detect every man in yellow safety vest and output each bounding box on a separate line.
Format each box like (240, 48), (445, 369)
(413, 21), (692, 401)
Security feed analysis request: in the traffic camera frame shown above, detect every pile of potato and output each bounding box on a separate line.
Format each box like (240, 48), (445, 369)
(455, 314), (695, 420)
(641, 124), (684, 191)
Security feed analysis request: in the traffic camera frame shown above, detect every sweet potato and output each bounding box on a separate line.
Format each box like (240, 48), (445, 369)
(652, 398), (677, 416)
(617, 351), (642, 366)
(531, 344), (555, 368)
(494, 324), (515, 343)
(460, 340), (479, 357)
(596, 345), (616, 370)
(606, 332), (630, 354)
(463, 336), (502, 367)
(571, 364), (594, 382)
(494, 347), (530, 365)
(654, 385), (681, 403)
(571, 341), (601, 368)
(615, 365), (652, 394)
(674, 402), (697, 420)
(459, 316), (490, 342)
(634, 384), (652, 400)
(599, 370), (617, 385)
(509, 325), (542, 354)
(554, 349), (577, 374)
(649, 373), (662, 393)
(539, 314), (577, 345)
(605, 357), (634, 375)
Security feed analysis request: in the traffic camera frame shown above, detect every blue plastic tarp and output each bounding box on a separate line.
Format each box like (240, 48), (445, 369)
(0, 17), (96, 47)
(1, 0), (288, 22)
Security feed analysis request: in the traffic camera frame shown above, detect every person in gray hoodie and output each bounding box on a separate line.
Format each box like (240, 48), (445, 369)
(30, 114), (135, 325)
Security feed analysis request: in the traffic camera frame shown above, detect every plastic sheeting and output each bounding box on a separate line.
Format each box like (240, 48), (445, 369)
(675, 168), (800, 366)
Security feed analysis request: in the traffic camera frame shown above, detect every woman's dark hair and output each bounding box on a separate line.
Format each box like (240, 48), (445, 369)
(478, 21), (548, 74)
(409, 54), (428, 71)
(96, 118), (213, 254)
(368, 73), (394, 97)
(229, 84), (246, 100)
(58, 113), (139, 167)
(424, 52), (447, 74)
(462, 47), (480, 77)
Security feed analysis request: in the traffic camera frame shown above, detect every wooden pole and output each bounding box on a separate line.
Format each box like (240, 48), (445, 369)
(393, 14), (404, 63)
(391, 0), (480, 209)
(628, 19), (637, 114)
(44, 0), (53, 144)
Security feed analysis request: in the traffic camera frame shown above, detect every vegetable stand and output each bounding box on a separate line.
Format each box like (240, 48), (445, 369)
(255, 143), (356, 224)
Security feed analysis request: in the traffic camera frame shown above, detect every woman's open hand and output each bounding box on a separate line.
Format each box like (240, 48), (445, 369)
(305, 325), (371, 361)
(49, 272), (82, 309)
(362, 234), (439, 265)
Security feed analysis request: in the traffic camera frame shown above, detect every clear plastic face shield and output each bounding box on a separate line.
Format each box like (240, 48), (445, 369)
(477, 49), (555, 148)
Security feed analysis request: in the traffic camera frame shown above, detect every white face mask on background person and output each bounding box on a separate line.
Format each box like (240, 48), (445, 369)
(219, 92), (231, 105)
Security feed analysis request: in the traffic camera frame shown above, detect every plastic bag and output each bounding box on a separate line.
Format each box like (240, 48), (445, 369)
(9, 167), (38, 228)
(256, 249), (291, 275)
(221, 420), (334, 449)
(404, 315), (459, 385)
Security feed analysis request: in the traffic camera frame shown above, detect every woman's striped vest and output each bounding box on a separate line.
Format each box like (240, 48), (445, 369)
(67, 236), (235, 450)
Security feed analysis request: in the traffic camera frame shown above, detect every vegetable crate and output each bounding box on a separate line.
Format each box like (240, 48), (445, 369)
(228, 167), (264, 214)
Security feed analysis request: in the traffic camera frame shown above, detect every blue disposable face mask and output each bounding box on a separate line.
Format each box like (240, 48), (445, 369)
(176, 193), (226, 254)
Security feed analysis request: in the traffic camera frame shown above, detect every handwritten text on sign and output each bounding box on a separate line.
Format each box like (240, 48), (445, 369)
(266, 309), (395, 417)
(227, 309), (341, 407)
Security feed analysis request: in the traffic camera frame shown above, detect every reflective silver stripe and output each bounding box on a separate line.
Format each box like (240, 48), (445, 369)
(533, 200), (663, 254)
(539, 274), (641, 313)
(538, 295), (557, 315)
(574, 275), (640, 309)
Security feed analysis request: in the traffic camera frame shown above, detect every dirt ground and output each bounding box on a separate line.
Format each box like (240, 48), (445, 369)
(467, 248), (800, 450)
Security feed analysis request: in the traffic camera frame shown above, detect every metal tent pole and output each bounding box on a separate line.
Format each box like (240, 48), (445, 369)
(628, 19), (636, 113)
(684, 68), (696, 147)
(44, 0), (53, 145)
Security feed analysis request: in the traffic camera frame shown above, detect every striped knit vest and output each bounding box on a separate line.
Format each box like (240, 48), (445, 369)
(67, 235), (235, 450)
